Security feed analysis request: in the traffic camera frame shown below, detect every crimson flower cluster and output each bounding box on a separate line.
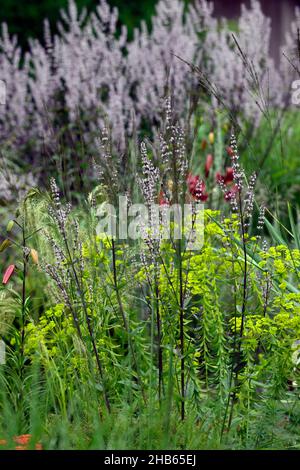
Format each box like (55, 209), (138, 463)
(186, 145), (238, 203)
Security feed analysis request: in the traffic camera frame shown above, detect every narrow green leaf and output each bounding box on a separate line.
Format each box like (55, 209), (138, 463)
(288, 203), (300, 250)
(0, 239), (12, 253)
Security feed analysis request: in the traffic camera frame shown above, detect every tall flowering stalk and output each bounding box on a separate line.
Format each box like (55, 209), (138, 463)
(218, 132), (263, 436)
(46, 178), (111, 413)
(139, 140), (163, 401)
(139, 96), (191, 419)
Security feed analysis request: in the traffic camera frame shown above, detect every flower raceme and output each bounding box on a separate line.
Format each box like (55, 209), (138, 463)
(187, 139), (237, 204)
(188, 158), (234, 204)
(224, 184), (239, 202)
(226, 146), (234, 158)
(187, 173), (209, 202)
(157, 133), (241, 206)
(158, 173), (210, 205)
(216, 168), (239, 202)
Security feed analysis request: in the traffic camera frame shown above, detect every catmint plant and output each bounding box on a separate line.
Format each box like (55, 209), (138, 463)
(0, 0), (295, 185)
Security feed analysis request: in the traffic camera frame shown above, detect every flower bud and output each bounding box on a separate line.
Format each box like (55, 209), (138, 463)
(208, 132), (214, 145)
(6, 220), (14, 233)
(30, 249), (39, 265)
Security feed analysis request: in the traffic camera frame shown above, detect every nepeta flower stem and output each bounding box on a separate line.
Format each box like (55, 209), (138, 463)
(178, 238), (185, 421)
(63, 233), (111, 413)
(228, 191), (248, 431)
(154, 270), (163, 402)
(111, 239), (146, 404)
(20, 221), (27, 380)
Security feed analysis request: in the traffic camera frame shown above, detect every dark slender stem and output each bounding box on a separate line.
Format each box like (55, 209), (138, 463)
(227, 192), (248, 431)
(154, 271), (163, 401)
(20, 223), (27, 379)
(221, 236), (238, 440)
(238, 193), (248, 342)
(63, 233), (111, 413)
(169, 132), (185, 420)
(111, 239), (146, 404)
(178, 239), (185, 421)
(111, 239), (128, 331)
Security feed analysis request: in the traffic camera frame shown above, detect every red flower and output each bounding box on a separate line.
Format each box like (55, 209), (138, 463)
(196, 184), (209, 202)
(224, 167), (234, 184)
(216, 167), (234, 185)
(14, 434), (43, 450)
(14, 434), (31, 445)
(158, 190), (169, 206)
(187, 173), (199, 195)
(224, 184), (239, 201)
(0, 434), (42, 450)
(205, 154), (213, 178)
(216, 172), (224, 184)
(2, 264), (15, 285)
(226, 146), (234, 158)
(187, 173), (208, 201)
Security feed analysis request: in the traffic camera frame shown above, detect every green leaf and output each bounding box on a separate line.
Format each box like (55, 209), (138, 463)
(0, 239), (12, 253)
(288, 203), (300, 250)
(264, 218), (286, 245)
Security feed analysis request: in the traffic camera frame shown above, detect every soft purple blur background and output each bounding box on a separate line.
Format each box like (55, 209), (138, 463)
(214, 0), (300, 61)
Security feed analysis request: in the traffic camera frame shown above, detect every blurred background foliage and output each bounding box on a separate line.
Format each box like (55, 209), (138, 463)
(0, 0), (296, 58)
(0, 0), (161, 47)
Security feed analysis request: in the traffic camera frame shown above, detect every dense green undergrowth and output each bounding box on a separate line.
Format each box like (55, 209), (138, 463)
(1, 180), (300, 449)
